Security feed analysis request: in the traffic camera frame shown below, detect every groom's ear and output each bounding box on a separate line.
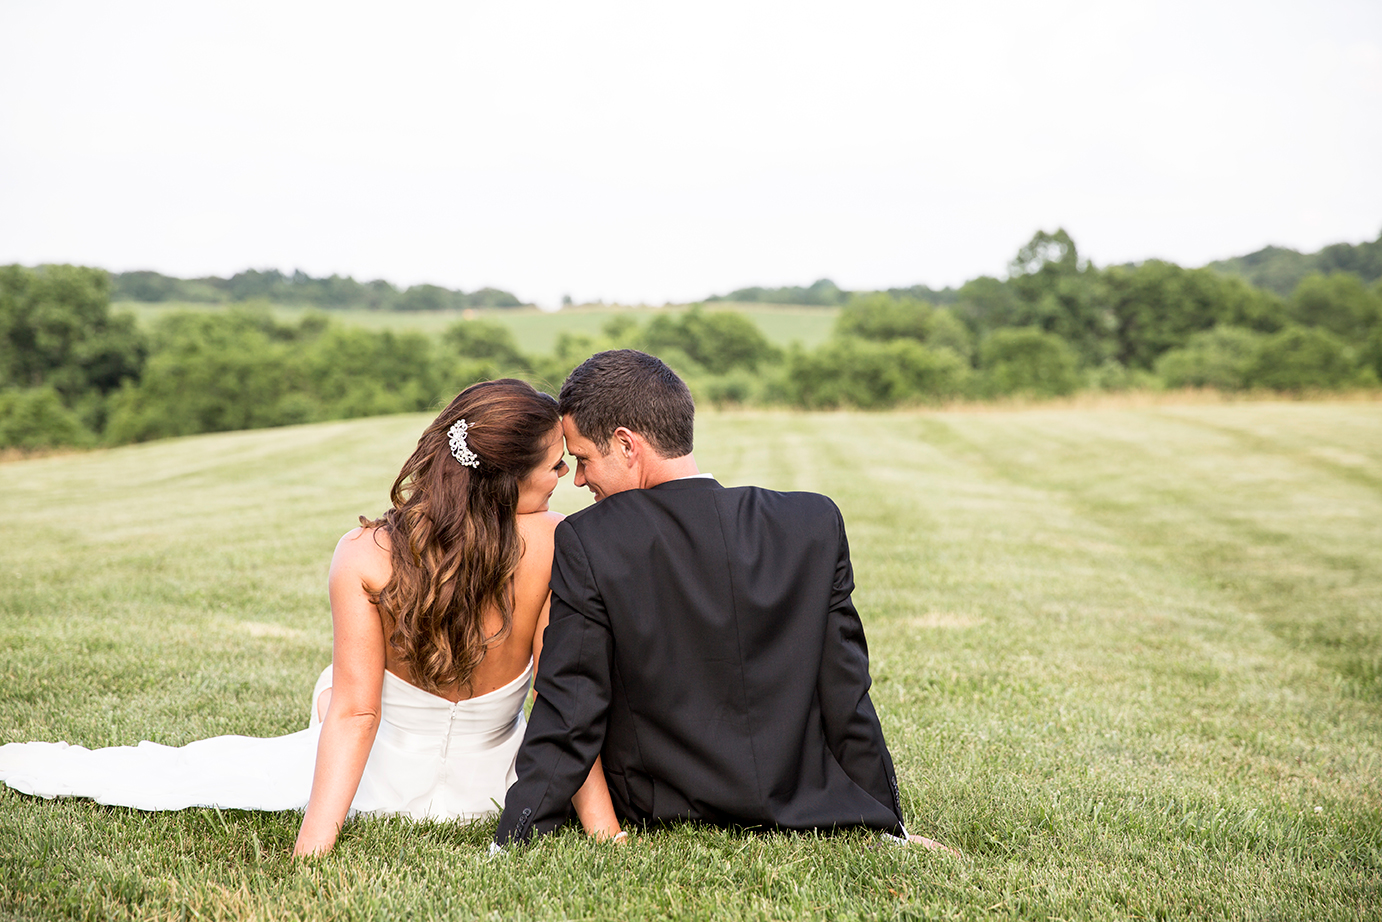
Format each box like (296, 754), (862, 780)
(611, 427), (640, 466)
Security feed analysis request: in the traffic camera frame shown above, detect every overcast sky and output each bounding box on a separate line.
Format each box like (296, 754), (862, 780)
(2, 0), (1380, 308)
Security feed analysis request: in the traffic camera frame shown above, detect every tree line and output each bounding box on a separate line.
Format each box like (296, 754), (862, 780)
(1205, 232), (1382, 297)
(112, 268), (524, 311)
(704, 277), (960, 307)
(3, 228), (1381, 450)
(705, 230), (1382, 306)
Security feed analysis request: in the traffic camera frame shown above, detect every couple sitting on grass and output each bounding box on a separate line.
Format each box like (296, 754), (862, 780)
(0, 350), (953, 857)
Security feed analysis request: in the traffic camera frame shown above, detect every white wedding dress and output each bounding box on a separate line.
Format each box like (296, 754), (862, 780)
(0, 660), (532, 820)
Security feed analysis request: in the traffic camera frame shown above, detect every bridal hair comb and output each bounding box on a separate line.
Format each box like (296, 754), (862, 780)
(447, 419), (480, 468)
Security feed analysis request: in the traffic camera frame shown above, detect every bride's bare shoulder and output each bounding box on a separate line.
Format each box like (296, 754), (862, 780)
(331, 523), (392, 584)
(516, 510), (563, 545)
(516, 511), (563, 573)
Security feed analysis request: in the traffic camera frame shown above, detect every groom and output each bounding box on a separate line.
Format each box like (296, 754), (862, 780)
(495, 350), (923, 846)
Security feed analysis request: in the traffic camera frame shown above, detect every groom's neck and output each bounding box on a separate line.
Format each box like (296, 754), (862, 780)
(639, 453), (700, 490)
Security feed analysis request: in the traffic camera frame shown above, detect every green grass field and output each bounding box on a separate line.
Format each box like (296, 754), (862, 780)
(111, 302), (841, 353)
(2, 402), (1379, 920)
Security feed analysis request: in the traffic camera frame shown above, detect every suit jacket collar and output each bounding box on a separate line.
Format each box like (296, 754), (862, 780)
(565, 478), (723, 527)
(650, 477), (722, 492)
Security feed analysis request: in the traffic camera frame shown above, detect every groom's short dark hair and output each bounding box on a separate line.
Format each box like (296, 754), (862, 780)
(559, 350), (694, 458)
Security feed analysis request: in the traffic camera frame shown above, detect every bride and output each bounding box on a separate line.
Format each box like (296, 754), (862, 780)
(0, 379), (622, 856)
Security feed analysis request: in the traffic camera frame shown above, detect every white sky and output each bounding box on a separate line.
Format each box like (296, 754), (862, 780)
(2, 1), (1380, 308)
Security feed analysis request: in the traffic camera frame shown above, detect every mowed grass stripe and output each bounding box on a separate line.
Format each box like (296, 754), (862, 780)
(2, 403), (1379, 920)
(924, 406), (1382, 702)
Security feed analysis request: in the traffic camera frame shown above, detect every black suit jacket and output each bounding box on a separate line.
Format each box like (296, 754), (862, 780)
(494, 478), (905, 844)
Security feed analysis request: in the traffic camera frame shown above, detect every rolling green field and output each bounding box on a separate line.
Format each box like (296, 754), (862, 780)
(111, 302), (842, 353)
(1, 402), (1379, 920)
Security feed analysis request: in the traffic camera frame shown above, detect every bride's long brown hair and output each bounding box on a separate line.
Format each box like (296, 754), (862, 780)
(366, 379), (560, 694)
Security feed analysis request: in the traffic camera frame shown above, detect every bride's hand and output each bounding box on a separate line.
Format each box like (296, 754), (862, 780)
(570, 754), (622, 843)
(906, 833), (960, 857)
(292, 824), (339, 858)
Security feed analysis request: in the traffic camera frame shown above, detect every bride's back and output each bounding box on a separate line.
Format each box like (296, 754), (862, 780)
(358, 508), (561, 701)
(352, 379), (565, 703)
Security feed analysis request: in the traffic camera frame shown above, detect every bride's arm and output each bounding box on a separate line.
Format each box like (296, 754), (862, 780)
(522, 512), (623, 843)
(531, 596), (623, 841)
(572, 757), (621, 840)
(294, 528), (388, 857)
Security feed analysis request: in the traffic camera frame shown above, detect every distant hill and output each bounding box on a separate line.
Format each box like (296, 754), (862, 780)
(111, 268), (525, 311)
(704, 278), (849, 306)
(703, 277), (958, 306)
(705, 231), (1382, 309)
(1206, 231), (1382, 296)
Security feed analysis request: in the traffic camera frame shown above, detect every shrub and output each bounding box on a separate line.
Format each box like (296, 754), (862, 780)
(1244, 325), (1362, 391)
(836, 294), (974, 361)
(926, 309), (975, 362)
(1084, 359), (1159, 392)
(696, 370), (762, 408)
(1289, 272), (1382, 342)
(786, 339), (971, 409)
(1105, 261), (1286, 370)
(0, 386), (92, 449)
(302, 327), (445, 418)
(1155, 326), (1266, 390)
(1363, 325), (1382, 381)
(104, 334), (295, 442)
(952, 276), (1021, 337)
(0, 264), (146, 402)
(978, 327), (1080, 397)
(641, 307), (778, 374)
(836, 293), (933, 342)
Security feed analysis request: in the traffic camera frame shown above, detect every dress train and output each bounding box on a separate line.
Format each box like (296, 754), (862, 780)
(0, 661), (532, 820)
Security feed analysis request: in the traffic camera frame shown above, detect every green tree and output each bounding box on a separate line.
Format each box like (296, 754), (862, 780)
(0, 263), (146, 441)
(1288, 272), (1382, 341)
(461, 287), (524, 308)
(104, 309), (462, 443)
(1104, 261), (1286, 370)
(225, 269), (290, 301)
(979, 327), (1081, 397)
(926, 309), (974, 362)
(307, 273), (368, 308)
(110, 269), (522, 312)
(441, 321), (531, 371)
(1154, 326), (1266, 390)
(600, 316), (642, 347)
(1207, 230), (1382, 296)
(397, 284), (454, 312)
(1364, 291), (1382, 380)
(530, 331), (603, 393)
(0, 264), (146, 402)
(641, 307), (779, 374)
(785, 338), (970, 408)
(364, 279), (401, 310)
(105, 309), (309, 442)
(1010, 229), (1082, 280)
(836, 293), (974, 361)
(707, 278), (847, 306)
(1244, 326), (1362, 391)
(302, 327), (443, 420)
(836, 293), (933, 342)
(884, 283), (959, 305)
(0, 386), (92, 449)
(951, 275), (1021, 338)
(112, 270), (182, 302)
(1005, 230), (1116, 366)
